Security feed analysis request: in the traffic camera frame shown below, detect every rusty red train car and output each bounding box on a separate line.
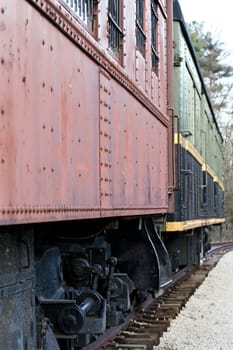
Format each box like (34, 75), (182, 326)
(0, 0), (174, 349)
(0, 0), (174, 224)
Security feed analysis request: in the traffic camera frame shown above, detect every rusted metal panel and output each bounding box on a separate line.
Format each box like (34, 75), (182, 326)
(97, 0), (109, 49)
(99, 68), (168, 213)
(122, 1), (136, 78)
(0, 0), (100, 224)
(99, 70), (113, 209)
(0, 0), (172, 225)
(109, 78), (168, 211)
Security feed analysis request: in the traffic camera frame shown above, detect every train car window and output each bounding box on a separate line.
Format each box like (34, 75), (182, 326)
(151, 0), (159, 71)
(64, 0), (96, 32)
(136, 0), (146, 56)
(214, 182), (217, 211)
(108, 0), (124, 59)
(202, 172), (207, 206)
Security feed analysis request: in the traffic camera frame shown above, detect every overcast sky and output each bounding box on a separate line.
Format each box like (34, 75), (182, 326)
(178, 0), (233, 63)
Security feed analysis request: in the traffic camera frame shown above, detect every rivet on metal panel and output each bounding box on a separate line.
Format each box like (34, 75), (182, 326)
(22, 76), (26, 83)
(1, 109), (4, 115)
(1, 57), (4, 65)
(1, 7), (5, 14)
(1, 158), (5, 164)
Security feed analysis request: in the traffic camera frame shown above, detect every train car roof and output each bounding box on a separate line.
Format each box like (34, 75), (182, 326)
(173, 0), (223, 142)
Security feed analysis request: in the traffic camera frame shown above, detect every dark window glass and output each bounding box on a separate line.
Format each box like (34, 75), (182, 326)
(108, 0), (124, 54)
(136, 0), (146, 55)
(151, 0), (159, 71)
(202, 172), (207, 205)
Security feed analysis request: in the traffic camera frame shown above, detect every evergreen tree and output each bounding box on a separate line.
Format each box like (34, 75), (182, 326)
(187, 21), (233, 115)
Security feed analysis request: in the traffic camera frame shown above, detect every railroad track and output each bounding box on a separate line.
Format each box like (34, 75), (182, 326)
(85, 242), (233, 350)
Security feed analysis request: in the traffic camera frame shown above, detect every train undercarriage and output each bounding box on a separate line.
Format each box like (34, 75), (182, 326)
(0, 217), (212, 350)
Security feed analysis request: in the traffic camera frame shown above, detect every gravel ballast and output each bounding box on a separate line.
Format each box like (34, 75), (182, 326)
(154, 250), (233, 350)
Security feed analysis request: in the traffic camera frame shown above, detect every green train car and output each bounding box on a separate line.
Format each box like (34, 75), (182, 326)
(164, 0), (225, 270)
